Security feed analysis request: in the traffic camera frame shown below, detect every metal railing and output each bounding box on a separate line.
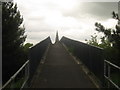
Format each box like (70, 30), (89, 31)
(2, 60), (29, 89)
(104, 60), (120, 89)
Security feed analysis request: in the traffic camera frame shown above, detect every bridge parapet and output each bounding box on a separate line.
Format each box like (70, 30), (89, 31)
(60, 36), (104, 87)
(28, 36), (52, 85)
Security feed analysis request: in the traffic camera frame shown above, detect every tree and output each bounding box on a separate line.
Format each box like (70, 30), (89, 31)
(85, 33), (99, 46)
(95, 11), (120, 51)
(24, 43), (33, 50)
(2, 2), (27, 84)
(23, 43), (33, 57)
(95, 12), (120, 64)
(86, 12), (120, 65)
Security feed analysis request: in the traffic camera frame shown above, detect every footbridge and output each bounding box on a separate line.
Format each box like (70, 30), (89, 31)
(2, 36), (120, 89)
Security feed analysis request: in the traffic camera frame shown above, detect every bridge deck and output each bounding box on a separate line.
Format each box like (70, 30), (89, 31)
(30, 42), (96, 88)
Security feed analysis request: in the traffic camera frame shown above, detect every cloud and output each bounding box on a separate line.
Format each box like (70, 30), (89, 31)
(14, 0), (118, 45)
(63, 2), (118, 20)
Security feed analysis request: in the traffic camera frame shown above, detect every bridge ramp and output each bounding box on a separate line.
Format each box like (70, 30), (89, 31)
(30, 42), (96, 88)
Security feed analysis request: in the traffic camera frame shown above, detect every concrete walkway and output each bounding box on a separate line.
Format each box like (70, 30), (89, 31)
(30, 42), (96, 88)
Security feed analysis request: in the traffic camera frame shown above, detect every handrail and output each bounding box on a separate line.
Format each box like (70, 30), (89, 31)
(104, 60), (120, 70)
(104, 60), (120, 89)
(104, 75), (120, 89)
(2, 60), (29, 89)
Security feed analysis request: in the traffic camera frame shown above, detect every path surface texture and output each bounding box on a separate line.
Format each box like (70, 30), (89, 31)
(30, 42), (96, 88)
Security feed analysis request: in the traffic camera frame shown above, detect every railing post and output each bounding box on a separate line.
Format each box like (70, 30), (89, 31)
(104, 61), (106, 87)
(104, 60), (120, 89)
(24, 61), (29, 88)
(26, 61), (29, 80)
(10, 77), (14, 89)
(104, 61), (106, 77)
(28, 62), (29, 79)
(108, 64), (110, 88)
(25, 64), (27, 79)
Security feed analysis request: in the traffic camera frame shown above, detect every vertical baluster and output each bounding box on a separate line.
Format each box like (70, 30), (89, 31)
(25, 64), (27, 79)
(108, 64), (110, 88)
(23, 61), (29, 88)
(104, 61), (106, 87)
(10, 77), (15, 89)
(26, 62), (29, 80)
(104, 61), (106, 77)
(27, 61), (29, 87)
(28, 62), (29, 79)
(25, 63), (28, 86)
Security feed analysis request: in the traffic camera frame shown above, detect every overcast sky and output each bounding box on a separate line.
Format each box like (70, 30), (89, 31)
(14, 0), (118, 44)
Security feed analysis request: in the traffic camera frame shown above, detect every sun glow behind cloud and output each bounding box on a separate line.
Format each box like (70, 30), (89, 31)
(14, 0), (118, 44)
